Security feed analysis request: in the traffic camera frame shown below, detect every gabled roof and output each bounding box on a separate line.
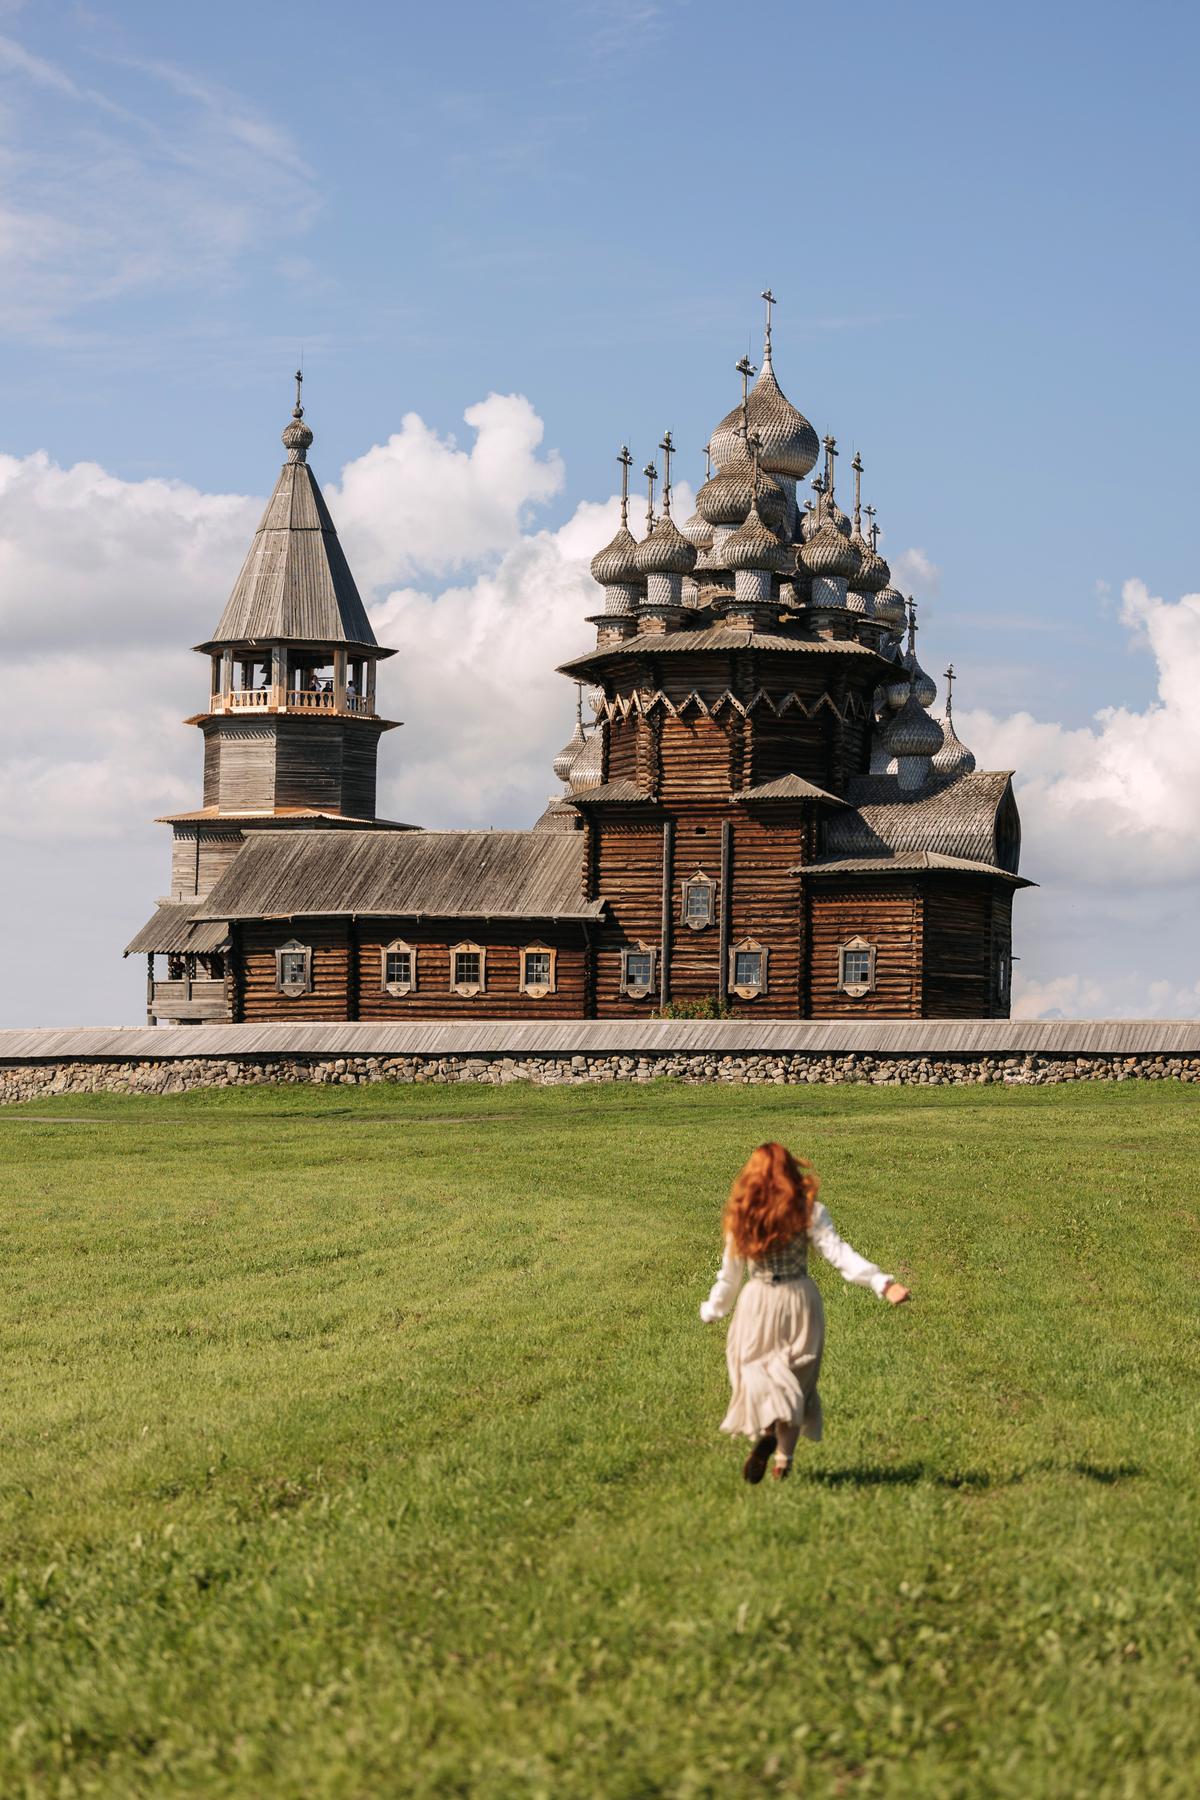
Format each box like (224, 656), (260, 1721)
(566, 780), (654, 806)
(201, 417), (381, 650)
(827, 771), (1019, 870)
(733, 773), (841, 804)
(193, 829), (604, 923)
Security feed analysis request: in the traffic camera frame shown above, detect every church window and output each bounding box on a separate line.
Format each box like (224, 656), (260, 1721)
(620, 946), (656, 998)
(681, 871), (716, 930)
(838, 937), (877, 998)
(275, 939), (312, 998)
(995, 952), (1011, 1006)
(730, 940), (768, 999)
(382, 940), (416, 996)
(521, 945), (556, 996)
(451, 943), (486, 996)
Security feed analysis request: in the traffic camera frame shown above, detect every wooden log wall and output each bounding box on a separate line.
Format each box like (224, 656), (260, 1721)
(205, 721), (277, 812)
(342, 726), (381, 820)
(748, 713), (834, 790)
(807, 880), (923, 1017)
(922, 882), (1015, 1019)
(274, 718), (346, 814)
(592, 819), (668, 1016)
(240, 920), (353, 1021)
(170, 826), (245, 900)
(355, 920), (588, 1020)
(239, 920), (589, 1022)
(725, 808), (806, 1015)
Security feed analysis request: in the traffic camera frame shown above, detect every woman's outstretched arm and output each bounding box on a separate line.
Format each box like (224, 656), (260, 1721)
(699, 1237), (745, 1321)
(810, 1201), (910, 1303)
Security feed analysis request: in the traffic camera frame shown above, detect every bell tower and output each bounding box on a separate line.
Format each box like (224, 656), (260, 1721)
(189, 373), (398, 833)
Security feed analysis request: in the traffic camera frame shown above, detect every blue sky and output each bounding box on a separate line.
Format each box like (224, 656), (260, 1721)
(2, 0), (1200, 1024)
(3, 0), (1198, 723)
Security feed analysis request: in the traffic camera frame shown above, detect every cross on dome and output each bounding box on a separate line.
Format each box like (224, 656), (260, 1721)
(617, 444), (633, 526)
(761, 288), (776, 367)
(642, 460), (658, 534)
(658, 431), (675, 517)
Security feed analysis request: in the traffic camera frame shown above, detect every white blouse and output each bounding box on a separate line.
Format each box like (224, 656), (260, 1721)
(699, 1200), (893, 1321)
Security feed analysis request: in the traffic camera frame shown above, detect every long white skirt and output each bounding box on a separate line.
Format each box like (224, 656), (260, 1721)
(719, 1275), (825, 1442)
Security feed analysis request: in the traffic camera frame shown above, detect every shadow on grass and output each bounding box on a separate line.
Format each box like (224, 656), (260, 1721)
(802, 1460), (1141, 1489)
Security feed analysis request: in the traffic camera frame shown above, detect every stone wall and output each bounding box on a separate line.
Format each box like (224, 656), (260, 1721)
(4, 1048), (1200, 1104)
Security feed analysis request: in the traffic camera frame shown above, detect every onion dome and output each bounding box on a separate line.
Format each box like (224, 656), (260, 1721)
(590, 524), (642, 587)
(633, 512), (697, 578)
(883, 691), (944, 758)
(722, 504), (789, 572)
(282, 375), (314, 461)
(800, 515), (861, 579)
(552, 719), (588, 784)
(874, 583), (907, 625)
(908, 658), (937, 709)
(885, 670), (913, 710)
(569, 727), (603, 790)
(681, 507), (714, 550)
(849, 532), (889, 593)
(932, 710), (976, 778)
(696, 449), (787, 529)
(708, 338), (819, 479)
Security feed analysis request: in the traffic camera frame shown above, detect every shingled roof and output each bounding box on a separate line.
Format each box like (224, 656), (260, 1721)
(124, 902), (229, 957)
(201, 402), (381, 651)
(193, 830), (603, 923)
(824, 771), (1020, 871)
(803, 851), (1032, 886)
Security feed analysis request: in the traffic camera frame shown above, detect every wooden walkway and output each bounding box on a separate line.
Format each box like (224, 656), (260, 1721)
(2, 1019), (1200, 1062)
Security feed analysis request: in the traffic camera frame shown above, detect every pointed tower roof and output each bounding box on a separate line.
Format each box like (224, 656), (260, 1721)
(201, 374), (385, 653)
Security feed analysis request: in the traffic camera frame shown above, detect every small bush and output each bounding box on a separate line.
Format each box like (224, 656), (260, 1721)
(653, 996), (732, 1019)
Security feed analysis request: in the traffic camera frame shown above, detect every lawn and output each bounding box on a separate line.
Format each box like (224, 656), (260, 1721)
(0, 1079), (1197, 1799)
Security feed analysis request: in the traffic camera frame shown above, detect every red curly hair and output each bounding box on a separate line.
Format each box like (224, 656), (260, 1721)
(723, 1142), (819, 1259)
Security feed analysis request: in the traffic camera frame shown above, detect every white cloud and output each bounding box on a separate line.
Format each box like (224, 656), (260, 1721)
(965, 581), (1200, 888)
(330, 393), (565, 586)
(889, 545), (941, 599)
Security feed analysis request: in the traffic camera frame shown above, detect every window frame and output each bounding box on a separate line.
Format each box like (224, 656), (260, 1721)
(619, 943), (657, 1000)
(381, 937), (417, 997)
(275, 937), (313, 999)
(995, 950), (1011, 1007)
(450, 940), (486, 998)
(520, 942), (557, 999)
(680, 869), (716, 932)
(729, 938), (769, 1001)
(837, 936), (877, 999)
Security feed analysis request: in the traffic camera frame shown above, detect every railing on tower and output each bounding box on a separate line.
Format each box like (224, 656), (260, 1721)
(209, 687), (375, 717)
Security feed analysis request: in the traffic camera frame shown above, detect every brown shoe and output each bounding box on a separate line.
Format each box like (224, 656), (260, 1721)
(743, 1434), (777, 1484)
(770, 1458), (792, 1482)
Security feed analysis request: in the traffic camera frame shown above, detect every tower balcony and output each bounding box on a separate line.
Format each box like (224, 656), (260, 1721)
(211, 686), (376, 718)
(204, 647), (380, 721)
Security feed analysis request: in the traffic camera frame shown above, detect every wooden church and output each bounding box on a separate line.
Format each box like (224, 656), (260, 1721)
(126, 307), (1028, 1023)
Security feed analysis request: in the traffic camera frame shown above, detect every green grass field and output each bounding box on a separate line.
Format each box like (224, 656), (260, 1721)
(1, 1080), (1198, 1799)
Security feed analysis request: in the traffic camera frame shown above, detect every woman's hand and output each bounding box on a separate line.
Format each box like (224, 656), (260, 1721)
(884, 1282), (910, 1305)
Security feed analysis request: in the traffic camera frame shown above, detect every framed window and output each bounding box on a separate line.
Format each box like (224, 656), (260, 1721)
(680, 870), (716, 931)
(275, 938), (312, 998)
(450, 941), (486, 997)
(620, 944), (657, 999)
(520, 943), (557, 998)
(381, 938), (416, 996)
(995, 952), (1011, 1006)
(838, 936), (877, 999)
(729, 939), (769, 1000)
